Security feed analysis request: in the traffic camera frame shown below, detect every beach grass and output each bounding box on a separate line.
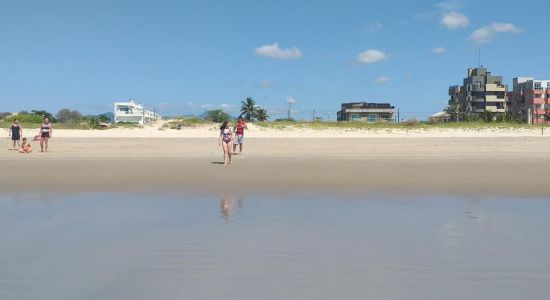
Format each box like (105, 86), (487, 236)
(253, 120), (534, 130)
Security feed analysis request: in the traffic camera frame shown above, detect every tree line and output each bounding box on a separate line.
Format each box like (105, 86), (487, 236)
(204, 97), (269, 123)
(1, 109), (111, 126)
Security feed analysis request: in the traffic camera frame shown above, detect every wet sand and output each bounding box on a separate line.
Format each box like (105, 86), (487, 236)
(1, 137), (549, 198)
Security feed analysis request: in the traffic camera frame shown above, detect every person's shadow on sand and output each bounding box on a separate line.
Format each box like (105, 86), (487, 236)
(211, 161), (225, 165)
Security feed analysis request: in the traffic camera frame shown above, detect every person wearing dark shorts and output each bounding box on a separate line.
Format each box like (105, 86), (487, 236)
(38, 118), (53, 152)
(9, 119), (22, 150)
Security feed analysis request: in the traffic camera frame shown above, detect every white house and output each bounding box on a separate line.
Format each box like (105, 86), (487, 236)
(113, 100), (161, 124)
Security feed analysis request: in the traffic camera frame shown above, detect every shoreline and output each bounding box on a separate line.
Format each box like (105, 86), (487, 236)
(1, 137), (549, 199)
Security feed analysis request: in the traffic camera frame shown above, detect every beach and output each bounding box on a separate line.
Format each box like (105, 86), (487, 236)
(2, 126), (549, 198)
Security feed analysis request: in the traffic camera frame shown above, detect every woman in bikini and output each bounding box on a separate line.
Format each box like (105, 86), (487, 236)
(38, 117), (53, 152)
(9, 119), (22, 150)
(218, 121), (234, 165)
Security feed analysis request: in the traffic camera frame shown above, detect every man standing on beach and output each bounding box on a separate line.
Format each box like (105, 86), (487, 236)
(233, 116), (247, 154)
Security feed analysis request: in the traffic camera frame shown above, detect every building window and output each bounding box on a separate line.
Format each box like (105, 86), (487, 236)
(351, 114), (359, 120)
(535, 82), (542, 90)
(368, 114), (377, 123)
(475, 81), (482, 88)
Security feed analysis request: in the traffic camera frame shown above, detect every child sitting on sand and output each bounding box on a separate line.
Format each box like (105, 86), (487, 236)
(19, 138), (32, 153)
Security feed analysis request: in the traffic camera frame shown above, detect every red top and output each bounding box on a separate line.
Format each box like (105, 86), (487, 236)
(235, 121), (245, 135)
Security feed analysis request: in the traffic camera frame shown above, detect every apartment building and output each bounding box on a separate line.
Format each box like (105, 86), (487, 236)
(448, 67), (508, 121)
(509, 77), (550, 124)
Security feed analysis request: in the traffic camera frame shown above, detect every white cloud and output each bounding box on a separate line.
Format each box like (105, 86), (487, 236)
(441, 12), (469, 29)
(286, 96), (296, 104)
(436, 0), (463, 11)
(199, 103), (238, 112)
(374, 76), (390, 84)
(254, 43), (303, 59)
(256, 80), (273, 88)
(357, 49), (389, 64)
(470, 22), (522, 44)
(433, 47), (446, 54)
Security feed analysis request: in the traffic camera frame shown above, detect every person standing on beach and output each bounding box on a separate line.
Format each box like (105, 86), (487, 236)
(233, 116), (247, 155)
(38, 117), (53, 152)
(218, 121), (234, 165)
(8, 119), (22, 150)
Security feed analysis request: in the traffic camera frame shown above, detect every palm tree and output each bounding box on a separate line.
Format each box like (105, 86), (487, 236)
(256, 108), (269, 121)
(240, 97), (257, 121)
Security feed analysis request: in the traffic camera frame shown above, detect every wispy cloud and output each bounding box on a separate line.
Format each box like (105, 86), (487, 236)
(435, 0), (463, 11)
(256, 80), (273, 88)
(199, 103), (239, 112)
(357, 49), (389, 64)
(470, 22), (522, 44)
(374, 76), (390, 84)
(441, 12), (469, 29)
(432, 47), (446, 54)
(254, 43), (303, 59)
(286, 96), (296, 104)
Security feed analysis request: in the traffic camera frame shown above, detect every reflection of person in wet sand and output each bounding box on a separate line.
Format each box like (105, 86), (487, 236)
(220, 195), (233, 221)
(220, 195), (244, 221)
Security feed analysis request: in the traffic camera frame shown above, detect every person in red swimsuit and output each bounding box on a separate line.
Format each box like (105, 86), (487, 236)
(19, 138), (32, 153)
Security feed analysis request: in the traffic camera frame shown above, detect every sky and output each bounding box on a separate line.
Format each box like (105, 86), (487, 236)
(0, 0), (548, 120)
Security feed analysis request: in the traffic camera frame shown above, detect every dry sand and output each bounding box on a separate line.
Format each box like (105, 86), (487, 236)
(1, 129), (550, 198)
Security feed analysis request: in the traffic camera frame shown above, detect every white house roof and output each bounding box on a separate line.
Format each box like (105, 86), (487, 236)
(431, 111), (450, 118)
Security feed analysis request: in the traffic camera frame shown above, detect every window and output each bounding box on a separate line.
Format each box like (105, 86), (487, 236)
(534, 82), (543, 90)
(368, 114), (378, 123)
(351, 114), (359, 120)
(475, 81), (482, 88)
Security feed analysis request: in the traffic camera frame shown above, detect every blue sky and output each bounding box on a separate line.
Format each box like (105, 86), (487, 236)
(0, 0), (548, 120)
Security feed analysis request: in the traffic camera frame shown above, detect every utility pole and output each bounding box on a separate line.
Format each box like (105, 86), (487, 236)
(397, 108), (400, 123)
(312, 110), (316, 121)
(287, 101), (292, 120)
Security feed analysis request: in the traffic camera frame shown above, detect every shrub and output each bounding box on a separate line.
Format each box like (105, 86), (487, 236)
(205, 109), (232, 123)
(56, 109), (82, 123)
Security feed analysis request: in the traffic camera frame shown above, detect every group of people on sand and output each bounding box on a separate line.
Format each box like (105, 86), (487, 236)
(7, 118), (53, 153)
(218, 116), (247, 165)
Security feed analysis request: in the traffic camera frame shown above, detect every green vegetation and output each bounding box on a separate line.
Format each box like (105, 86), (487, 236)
(240, 97), (257, 121)
(239, 97), (269, 122)
(254, 120), (533, 130)
(165, 117), (212, 129)
(1, 109), (116, 130)
(205, 109), (232, 123)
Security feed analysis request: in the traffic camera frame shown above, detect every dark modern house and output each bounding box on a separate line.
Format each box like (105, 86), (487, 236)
(337, 102), (395, 122)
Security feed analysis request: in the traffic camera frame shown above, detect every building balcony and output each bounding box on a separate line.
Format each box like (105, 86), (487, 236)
(486, 84), (506, 92)
(485, 95), (506, 102)
(343, 108), (395, 114)
(533, 98), (546, 105)
(485, 106), (506, 113)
